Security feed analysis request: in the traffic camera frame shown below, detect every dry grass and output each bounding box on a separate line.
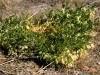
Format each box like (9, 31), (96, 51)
(0, 0), (89, 19)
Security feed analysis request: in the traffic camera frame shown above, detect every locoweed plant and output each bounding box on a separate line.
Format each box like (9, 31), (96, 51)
(0, 3), (99, 67)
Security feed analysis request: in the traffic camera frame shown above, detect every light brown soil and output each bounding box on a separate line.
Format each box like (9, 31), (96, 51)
(0, 0), (100, 75)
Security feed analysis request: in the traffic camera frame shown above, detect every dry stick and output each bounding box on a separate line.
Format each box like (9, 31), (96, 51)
(27, 10), (39, 20)
(68, 0), (72, 6)
(19, 10), (38, 24)
(33, 61), (54, 75)
(0, 58), (16, 66)
(27, 4), (46, 20)
(0, 69), (17, 75)
(26, 4), (48, 20)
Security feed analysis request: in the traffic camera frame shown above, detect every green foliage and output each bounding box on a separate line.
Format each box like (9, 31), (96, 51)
(0, 3), (99, 67)
(36, 3), (99, 67)
(0, 15), (47, 56)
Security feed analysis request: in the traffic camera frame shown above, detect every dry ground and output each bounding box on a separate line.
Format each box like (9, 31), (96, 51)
(0, 0), (100, 75)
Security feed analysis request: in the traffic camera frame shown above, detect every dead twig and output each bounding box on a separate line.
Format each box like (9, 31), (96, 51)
(0, 69), (17, 75)
(0, 58), (16, 66)
(33, 61), (54, 75)
(27, 10), (39, 20)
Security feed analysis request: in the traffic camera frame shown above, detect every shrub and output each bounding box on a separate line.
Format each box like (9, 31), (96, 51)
(0, 15), (47, 56)
(0, 3), (99, 67)
(37, 3), (99, 67)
